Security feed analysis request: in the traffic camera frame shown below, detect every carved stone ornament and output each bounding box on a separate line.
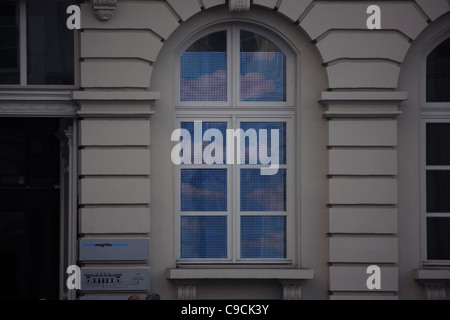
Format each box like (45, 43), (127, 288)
(229, 0), (251, 12)
(425, 285), (446, 300)
(91, 0), (117, 21)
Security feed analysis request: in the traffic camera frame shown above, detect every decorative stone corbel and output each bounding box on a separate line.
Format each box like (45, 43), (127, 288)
(91, 0), (117, 21)
(280, 280), (302, 300)
(413, 269), (450, 300)
(424, 283), (446, 300)
(176, 281), (197, 300)
(229, 0), (251, 12)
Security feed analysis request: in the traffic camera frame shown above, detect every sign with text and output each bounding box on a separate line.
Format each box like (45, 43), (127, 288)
(79, 238), (149, 261)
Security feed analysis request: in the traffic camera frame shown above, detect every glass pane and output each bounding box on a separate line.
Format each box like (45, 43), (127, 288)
(0, 1), (20, 84)
(181, 31), (227, 101)
(181, 169), (227, 211)
(240, 30), (286, 102)
(241, 216), (286, 259)
(27, 0), (74, 85)
(426, 170), (450, 212)
(427, 38), (450, 102)
(427, 217), (450, 260)
(240, 122), (286, 165)
(0, 122), (26, 185)
(240, 169), (286, 211)
(0, 118), (60, 187)
(427, 123), (450, 166)
(180, 122), (227, 164)
(181, 216), (227, 259)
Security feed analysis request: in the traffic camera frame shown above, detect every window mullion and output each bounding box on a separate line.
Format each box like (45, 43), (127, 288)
(232, 24), (240, 107)
(232, 115), (238, 262)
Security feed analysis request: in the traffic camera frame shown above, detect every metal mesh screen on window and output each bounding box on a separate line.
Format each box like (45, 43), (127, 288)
(240, 215), (286, 259)
(240, 169), (286, 212)
(181, 168), (227, 212)
(181, 216), (227, 259)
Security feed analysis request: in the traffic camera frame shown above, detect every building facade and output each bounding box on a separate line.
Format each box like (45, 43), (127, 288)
(0, 0), (449, 300)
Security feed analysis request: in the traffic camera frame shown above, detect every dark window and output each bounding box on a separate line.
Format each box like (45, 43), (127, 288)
(426, 170), (450, 213)
(426, 122), (450, 260)
(427, 38), (450, 102)
(0, 1), (20, 84)
(0, 118), (60, 299)
(0, 0), (74, 85)
(27, 0), (74, 85)
(426, 123), (450, 165)
(427, 217), (450, 260)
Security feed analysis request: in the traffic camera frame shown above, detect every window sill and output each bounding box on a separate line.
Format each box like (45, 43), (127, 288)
(414, 268), (450, 281)
(166, 268), (313, 300)
(166, 267), (313, 280)
(0, 90), (73, 101)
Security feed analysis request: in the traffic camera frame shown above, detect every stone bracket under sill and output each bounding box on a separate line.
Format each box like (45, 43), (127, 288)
(414, 269), (450, 300)
(166, 268), (314, 300)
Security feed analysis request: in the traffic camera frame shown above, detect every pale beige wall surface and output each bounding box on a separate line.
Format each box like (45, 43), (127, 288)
(72, 0), (450, 300)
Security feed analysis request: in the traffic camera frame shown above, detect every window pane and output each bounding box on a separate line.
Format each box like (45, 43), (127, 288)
(427, 38), (450, 102)
(0, 122), (26, 185)
(180, 122), (227, 164)
(241, 216), (286, 259)
(27, 0), (74, 85)
(0, 1), (20, 84)
(240, 122), (286, 165)
(427, 123), (450, 166)
(427, 217), (450, 260)
(240, 169), (286, 211)
(240, 30), (286, 102)
(181, 216), (227, 259)
(0, 118), (60, 187)
(426, 170), (450, 212)
(181, 31), (227, 101)
(181, 169), (227, 211)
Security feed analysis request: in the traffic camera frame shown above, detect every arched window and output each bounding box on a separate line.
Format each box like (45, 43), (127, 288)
(173, 24), (295, 263)
(426, 38), (450, 102)
(176, 24), (293, 106)
(423, 37), (450, 262)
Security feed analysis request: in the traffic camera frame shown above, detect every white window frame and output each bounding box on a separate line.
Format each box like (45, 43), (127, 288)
(174, 114), (295, 264)
(0, 0), (78, 89)
(174, 23), (295, 109)
(420, 32), (450, 266)
(174, 22), (296, 264)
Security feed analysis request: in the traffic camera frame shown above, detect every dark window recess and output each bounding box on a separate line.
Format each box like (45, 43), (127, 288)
(427, 217), (450, 260)
(0, 118), (60, 300)
(427, 38), (450, 102)
(0, 118), (60, 188)
(426, 123), (450, 166)
(426, 170), (450, 213)
(0, 1), (20, 84)
(185, 30), (227, 52)
(27, 0), (74, 85)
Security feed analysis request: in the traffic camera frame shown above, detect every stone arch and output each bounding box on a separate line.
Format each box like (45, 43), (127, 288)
(79, 0), (450, 92)
(161, 0), (450, 90)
